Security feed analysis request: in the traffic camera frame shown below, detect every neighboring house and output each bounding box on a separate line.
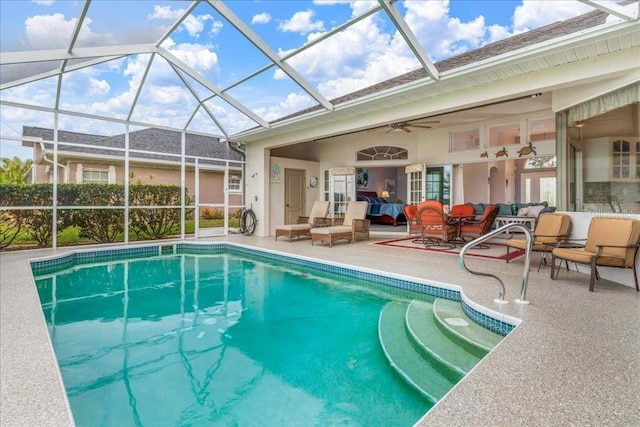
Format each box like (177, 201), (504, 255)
(22, 126), (244, 206)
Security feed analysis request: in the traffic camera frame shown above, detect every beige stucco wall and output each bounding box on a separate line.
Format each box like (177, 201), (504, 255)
(31, 158), (242, 207)
(268, 156), (321, 236)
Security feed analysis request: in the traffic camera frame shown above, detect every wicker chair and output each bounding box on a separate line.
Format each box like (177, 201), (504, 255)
(310, 201), (370, 247)
(403, 204), (422, 238)
(418, 200), (458, 248)
(459, 204), (499, 247)
(275, 201), (330, 241)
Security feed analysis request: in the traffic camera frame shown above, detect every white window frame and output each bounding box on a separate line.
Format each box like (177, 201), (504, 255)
(488, 122), (520, 147)
(228, 174), (242, 192)
(449, 128), (481, 152)
(611, 138), (640, 181)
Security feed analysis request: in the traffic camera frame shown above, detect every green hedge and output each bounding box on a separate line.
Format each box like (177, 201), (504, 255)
(0, 183), (191, 248)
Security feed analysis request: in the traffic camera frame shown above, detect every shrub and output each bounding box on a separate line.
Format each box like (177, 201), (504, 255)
(129, 184), (185, 240)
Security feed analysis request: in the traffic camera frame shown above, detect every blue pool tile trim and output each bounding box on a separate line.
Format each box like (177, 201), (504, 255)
(30, 242), (515, 336)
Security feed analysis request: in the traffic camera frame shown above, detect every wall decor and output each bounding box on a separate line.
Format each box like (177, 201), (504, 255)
(384, 178), (396, 194)
(356, 168), (368, 188)
(495, 147), (508, 157)
(270, 164), (282, 183)
(310, 176), (318, 188)
(480, 151), (488, 158)
(517, 141), (537, 157)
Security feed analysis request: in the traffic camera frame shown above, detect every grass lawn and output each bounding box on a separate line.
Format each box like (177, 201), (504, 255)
(2, 219), (240, 250)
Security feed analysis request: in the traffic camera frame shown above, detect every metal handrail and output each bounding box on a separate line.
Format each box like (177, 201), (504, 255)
(458, 223), (533, 304)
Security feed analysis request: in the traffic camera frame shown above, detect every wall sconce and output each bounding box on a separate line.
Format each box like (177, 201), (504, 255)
(506, 178), (509, 187)
(381, 190), (390, 199)
(487, 177), (491, 184)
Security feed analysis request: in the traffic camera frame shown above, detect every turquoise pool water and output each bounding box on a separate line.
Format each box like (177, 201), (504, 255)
(34, 250), (436, 426)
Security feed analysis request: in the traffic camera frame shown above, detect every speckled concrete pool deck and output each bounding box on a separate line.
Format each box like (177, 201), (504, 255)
(1, 234), (638, 426)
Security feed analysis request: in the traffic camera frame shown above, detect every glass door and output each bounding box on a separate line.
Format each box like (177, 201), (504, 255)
(330, 172), (355, 218)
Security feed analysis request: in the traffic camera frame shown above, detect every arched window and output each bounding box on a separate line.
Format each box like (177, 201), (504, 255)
(356, 146), (408, 161)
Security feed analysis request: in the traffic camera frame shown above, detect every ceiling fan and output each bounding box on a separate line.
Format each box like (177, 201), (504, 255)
(385, 120), (439, 133)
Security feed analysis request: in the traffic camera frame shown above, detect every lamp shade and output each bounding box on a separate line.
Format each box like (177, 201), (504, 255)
(381, 191), (390, 198)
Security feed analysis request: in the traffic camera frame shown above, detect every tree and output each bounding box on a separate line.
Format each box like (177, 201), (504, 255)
(0, 157), (33, 185)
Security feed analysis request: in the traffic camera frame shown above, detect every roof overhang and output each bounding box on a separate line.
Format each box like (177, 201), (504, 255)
(233, 19), (640, 146)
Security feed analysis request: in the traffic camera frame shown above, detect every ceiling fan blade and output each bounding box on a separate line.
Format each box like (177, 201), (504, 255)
(410, 125), (432, 129)
(403, 127), (412, 133)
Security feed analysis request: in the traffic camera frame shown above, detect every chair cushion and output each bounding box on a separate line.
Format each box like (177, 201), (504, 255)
(506, 238), (551, 252)
(343, 201), (368, 225)
(311, 225), (351, 235)
(276, 223), (312, 232)
(552, 247), (627, 267)
(308, 201), (330, 225)
(585, 218), (634, 260)
(534, 213), (571, 245)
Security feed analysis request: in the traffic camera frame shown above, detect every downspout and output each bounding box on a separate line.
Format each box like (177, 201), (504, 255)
(40, 143), (69, 183)
(228, 140), (247, 207)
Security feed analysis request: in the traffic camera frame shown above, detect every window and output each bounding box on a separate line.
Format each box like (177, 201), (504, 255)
(528, 117), (555, 142)
(636, 141), (640, 179)
(488, 122), (520, 147)
(356, 146), (408, 161)
(331, 174), (353, 218)
(408, 171), (423, 205)
(82, 169), (109, 183)
(228, 175), (241, 191)
(450, 128), (480, 151)
(611, 139), (637, 180)
(426, 167), (450, 204)
(323, 170), (330, 202)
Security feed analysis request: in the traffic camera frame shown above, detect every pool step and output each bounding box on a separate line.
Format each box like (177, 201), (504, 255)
(378, 299), (504, 404)
(405, 300), (484, 377)
(432, 298), (503, 354)
(378, 301), (457, 404)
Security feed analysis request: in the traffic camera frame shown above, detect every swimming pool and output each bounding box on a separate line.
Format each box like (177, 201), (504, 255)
(31, 243), (515, 426)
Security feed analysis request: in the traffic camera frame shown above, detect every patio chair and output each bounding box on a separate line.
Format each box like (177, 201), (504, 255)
(418, 200), (458, 248)
(275, 200), (330, 241)
(403, 204), (422, 238)
(459, 204), (499, 247)
(551, 217), (640, 292)
(310, 201), (370, 247)
(506, 213), (571, 271)
(449, 203), (475, 221)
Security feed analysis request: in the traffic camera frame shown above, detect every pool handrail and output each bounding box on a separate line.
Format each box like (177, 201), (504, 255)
(458, 223), (533, 304)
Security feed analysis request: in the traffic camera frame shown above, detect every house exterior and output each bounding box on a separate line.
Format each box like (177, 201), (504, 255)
(238, 10), (639, 287)
(22, 126), (244, 207)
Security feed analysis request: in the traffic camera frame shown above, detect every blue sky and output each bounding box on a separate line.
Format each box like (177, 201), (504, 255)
(0, 0), (599, 160)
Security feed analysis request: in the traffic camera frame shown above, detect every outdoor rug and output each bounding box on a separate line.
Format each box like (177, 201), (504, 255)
(373, 237), (525, 261)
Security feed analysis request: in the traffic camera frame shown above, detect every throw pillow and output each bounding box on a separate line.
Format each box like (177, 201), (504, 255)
(517, 207), (530, 217)
(527, 205), (546, 217)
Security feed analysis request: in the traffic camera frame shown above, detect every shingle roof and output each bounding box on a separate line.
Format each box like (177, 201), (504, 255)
(23, 126), (244, 165)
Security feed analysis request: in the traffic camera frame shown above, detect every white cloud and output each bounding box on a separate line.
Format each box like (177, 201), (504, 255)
(149, 5), (185, 20)
(24, 14), (115, 49)
(163, 39), (219, 73)
(276, 12), (418, 99)
(252, 12), (271, 25)
(32, 0), (54, 5)
(149, 5), (216, 38)
(278, 10), (324, 33)
(403, 1), (500, 60)
(513, 1), (593, 33)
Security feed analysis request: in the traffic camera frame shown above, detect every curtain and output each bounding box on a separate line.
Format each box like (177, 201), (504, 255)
(452, 164), (464, 205)
(330, 167), (355, 175)
(404, 163), (424, 174)
(568, 82), (639, 123)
